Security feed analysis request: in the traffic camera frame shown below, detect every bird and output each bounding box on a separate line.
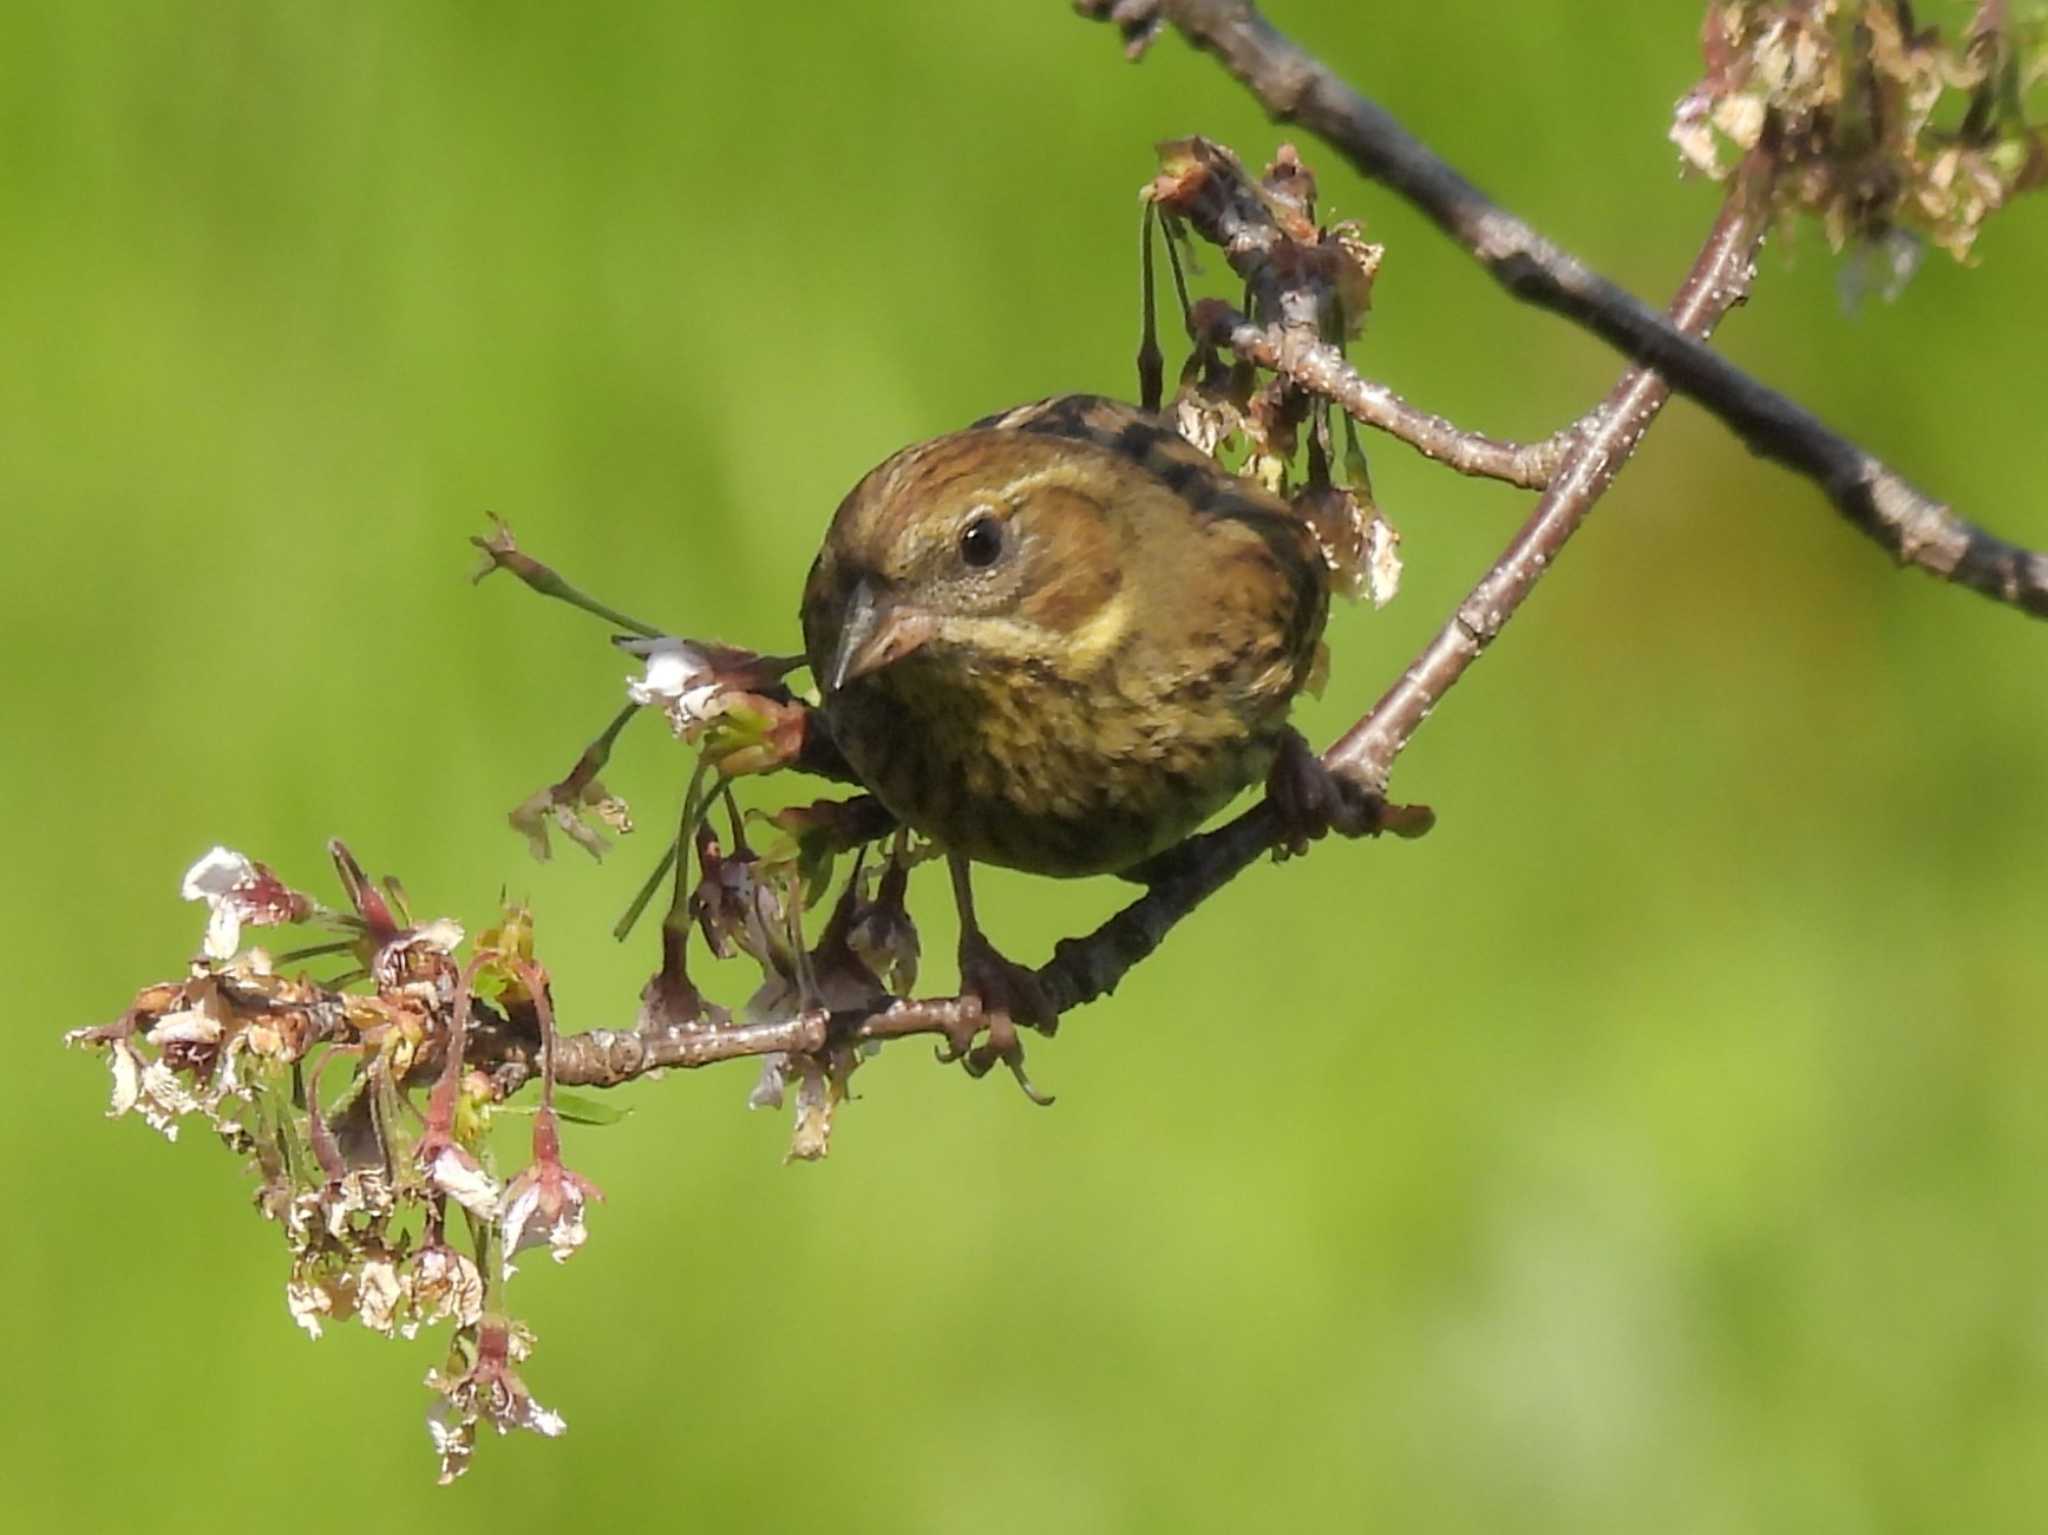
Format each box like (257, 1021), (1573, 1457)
(799, 393), (1349, 1031)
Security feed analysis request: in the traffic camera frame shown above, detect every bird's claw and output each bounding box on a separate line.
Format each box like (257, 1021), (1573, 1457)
(958, 1006), (1057, 1105)
(925, 996), (1056, 1105)
(957, 930), (1057, 1032)
(1266, 729), (1434, 857)
(925, 936), (1059, 1105)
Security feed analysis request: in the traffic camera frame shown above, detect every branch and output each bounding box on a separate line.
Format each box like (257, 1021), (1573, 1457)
(1195, 303), (1570, 488)
(538, 999), (1029, 1090)
(1078, 0), (2048, 620)
(1037, 149), (1776, 1013)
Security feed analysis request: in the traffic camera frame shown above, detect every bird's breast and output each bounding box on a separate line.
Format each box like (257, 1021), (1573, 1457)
(823, 631), (1291, 878)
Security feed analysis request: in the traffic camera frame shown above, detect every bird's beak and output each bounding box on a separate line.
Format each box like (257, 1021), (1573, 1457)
(825, 580), (937, 693)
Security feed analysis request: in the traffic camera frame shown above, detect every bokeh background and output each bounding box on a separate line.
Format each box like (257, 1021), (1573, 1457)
(6, 3), (2046, 1530)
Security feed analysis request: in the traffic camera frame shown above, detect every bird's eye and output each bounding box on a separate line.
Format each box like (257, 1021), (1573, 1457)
(958, 514), (1004, 569)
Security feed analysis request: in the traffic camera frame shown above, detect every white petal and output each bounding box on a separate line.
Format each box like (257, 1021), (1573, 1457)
(426, 1402), (475, 1485)
(521, 1400), (568, 1438)
(499, 1183), (543, 1278)
(147, 1007), (223, 1047)
(547, 1206), (588, 1264)
(181, 846), (256, 902)
(285, 1278), (331, 1338)
(747, 1053), (789, 1110)
(1365, 516), (1404, 610)
(356, 1259), (405, 1337)
(412, 918), (466, 953)
(428, 1146), (502, 1217)
(136, 1060), (198, 1139)
(625, 638), (713, 707)
(202, 902), (242, 961)
(106, 1037), (143, 1119)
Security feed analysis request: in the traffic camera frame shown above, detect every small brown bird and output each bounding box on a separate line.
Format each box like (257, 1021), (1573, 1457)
(800, 394), (1334, 1025)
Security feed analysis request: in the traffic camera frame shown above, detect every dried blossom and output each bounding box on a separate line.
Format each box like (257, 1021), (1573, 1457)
(424, 1141), (502, 1220)
(179, 846), (314, 960)
(509, 776), (632, 862)
(498, 1108), (603, 1277)
(1147, 137), (1383, 341)
(620, 636), (808, 775)
(1293, 479), (1398, 605)
(756, 795), (894, 907)
(748, 1045), (862, 1163)
(424, 1319), (566, 1485)
(847, 857), (920, 995)
(1674, 1), (2048, 268)
(625, 636), (725, 725)
(635, 943), (728, 1035)
(403, 1242), (488, 1340)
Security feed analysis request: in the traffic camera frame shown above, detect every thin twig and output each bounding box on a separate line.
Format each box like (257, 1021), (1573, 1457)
(1077, 0), (2048, 619)
(471, 516), (666, 637)
(1197, 303), (1571, 487)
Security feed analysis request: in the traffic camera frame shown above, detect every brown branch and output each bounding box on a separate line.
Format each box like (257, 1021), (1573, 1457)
(551, 1012), (828, 1086)
(1197, 304), (1571, 488)
(1038, 151), (1776, 1014)
(1077, 0), (2048, 620)
(1148, 135), (1570, 487)
(535, 998), (1006, 1089)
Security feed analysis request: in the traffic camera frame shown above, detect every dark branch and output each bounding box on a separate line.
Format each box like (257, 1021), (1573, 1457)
(1077, 0), (2048, 620)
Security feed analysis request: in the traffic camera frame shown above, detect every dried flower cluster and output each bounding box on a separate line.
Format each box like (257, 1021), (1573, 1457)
(1143, 137), (1403, 607)
(66, 843), (598, 1483)
(1672, 0), (2048, 277)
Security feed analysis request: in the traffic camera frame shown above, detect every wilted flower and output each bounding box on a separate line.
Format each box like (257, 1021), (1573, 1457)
(134, 1057), (201, 1139)
(787, 1055), (841, 1162)
(690, 827), (760, 962)
(425, 1141), (502, 1219)
(619, 636), (808, 774)
(403, 1242), (487, 1340)
(847, 857), (920, 995)
(1174, 377), (1244, 458)
(636, 923), (730, 1035)
(509, 777), (632, 862)
(1673, 1), (2048, 269)
(371, 918), (467, 997)
(748, 1042), (860, 1163)
(356, 1253), (407, 1338)
(747, 1053), (791, 1111)
(499, 1108), (603, 1278)
(625, 637), (724, 726)
(286, 1262), (346, 1339)
(1293, 479), (1397, 606)
(180, 846), (313, 961)
(424, 1319), (566, 1485)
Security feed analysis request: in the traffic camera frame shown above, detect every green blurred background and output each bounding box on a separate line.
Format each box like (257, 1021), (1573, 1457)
(6, 2), (2046, 1530)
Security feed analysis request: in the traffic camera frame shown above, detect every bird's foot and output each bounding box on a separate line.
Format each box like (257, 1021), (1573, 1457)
(933, 931), (1058, 1105)
(957, 929), (1056, 1031)
(1266, 728), (1436, 858)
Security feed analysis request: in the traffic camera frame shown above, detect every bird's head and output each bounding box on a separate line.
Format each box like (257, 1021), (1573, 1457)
(800, 428), (1128, 698)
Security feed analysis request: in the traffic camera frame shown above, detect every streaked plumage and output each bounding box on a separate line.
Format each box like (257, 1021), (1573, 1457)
(800, 394), (1329, 879)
